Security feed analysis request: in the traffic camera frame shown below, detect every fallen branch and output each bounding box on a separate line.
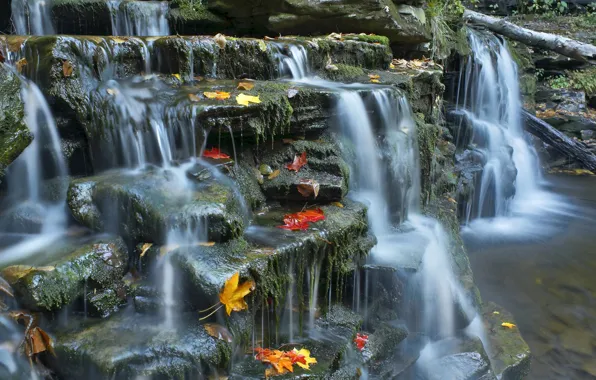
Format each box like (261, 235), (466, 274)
(521, 109), (596, 170)
(463, 9), (596, 64)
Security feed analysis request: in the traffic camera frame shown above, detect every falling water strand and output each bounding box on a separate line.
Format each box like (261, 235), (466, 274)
(12, 0), (55, 35)
(109, 0), (170, 36)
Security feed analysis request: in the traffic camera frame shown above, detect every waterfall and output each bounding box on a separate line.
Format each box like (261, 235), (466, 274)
(108, 1), (170, 36)
(11, 0), (55, 35)
(278, 44), (309, 79)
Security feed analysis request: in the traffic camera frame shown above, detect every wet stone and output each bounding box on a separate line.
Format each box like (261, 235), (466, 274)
(1, 235), (127, 312)
(50, 311), (233, 379)
(482, 302), (531, 380)
(67, 168), (245, 244)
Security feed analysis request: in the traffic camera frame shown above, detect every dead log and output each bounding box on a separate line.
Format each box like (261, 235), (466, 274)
(463, 9), (596, 64)
(521, 109), (596, 170)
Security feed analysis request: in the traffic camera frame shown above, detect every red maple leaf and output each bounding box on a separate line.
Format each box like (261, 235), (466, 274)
(354, 333), (368, 351)
(296, 209), (325, 223)
(203, 147), (231, 159)
(285, 152), (307, 172)
(277, 216), (309, 231)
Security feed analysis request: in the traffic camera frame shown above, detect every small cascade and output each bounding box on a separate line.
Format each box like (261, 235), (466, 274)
(277, 43), (309, 79)
(11, 0), (55, 35)
(108, 1), (170, 36)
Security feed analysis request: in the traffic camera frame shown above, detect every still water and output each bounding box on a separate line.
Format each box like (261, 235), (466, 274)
(466, 174), (596, 379)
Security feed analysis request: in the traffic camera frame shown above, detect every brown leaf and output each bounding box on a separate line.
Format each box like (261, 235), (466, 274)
(214, 33), (226, 49)
(285, 152), (307, 172)
(188, 93), (201, 102)
(268, 169), (280, 180)
(62, 60), (74, 77)
(27, 326), (54, 356)
(16, 58), (27, 74)
(297, 179), (320, 199)
(368, 74), (380, 80)
(204, 323), (233, 342)
(204, 91), (231, 100)
(237, 81), (255, 91)
(139, 243), (153, 258)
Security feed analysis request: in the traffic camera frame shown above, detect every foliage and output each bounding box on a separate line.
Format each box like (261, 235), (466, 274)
(354, 333), (369, 351)
(548, 75), (570, 89)
(425, 0), (469, 60)
(285, 152), (307, 172)
(199, 272), (254, 319)
(546, 68), (596, 96)
(203, 147), (231, 159)
(528, 0), (569, 16)
(278, 209), (326, 231)
(255, 347), (317, 376)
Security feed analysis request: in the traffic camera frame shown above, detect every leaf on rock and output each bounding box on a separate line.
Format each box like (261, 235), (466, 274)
(219, 272), (255, 316)
(204, 91), (231, 100)
(26, 326), (55, 357)
(258, 40), (268, 52)
(255, 346), (317, 376)
(214, 33), (226, 49)
(291, 348), (317, 370)
(188, 93), (201, 102)
(268, 169), (280, 180)
(501, 322), (516, 329)
(368, 74), (380, 80)
(370, 79), (380, 84)
(277, 216), (310, 231)
(203, 147), (231, 159)
(16, 58), (27, 74)
(204, 323), (233, 342)
(297, 209), (325, 223)
(354, 333), (368, 351)
(237, 81), (255, 91)
(139, 243), (153, 258)
(297, 179), (320, 199)
(331, 202), (344, 208)
(62, 60), (74, 77)
(285, 152), (307, 172)
(236, 93), (261, 106)
(172, 73), (181, 81)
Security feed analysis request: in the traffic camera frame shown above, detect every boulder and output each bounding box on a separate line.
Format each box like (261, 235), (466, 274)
(1, 235), (127, 313)
(67, 167), (246, 244)
(0, 65), (31, 184)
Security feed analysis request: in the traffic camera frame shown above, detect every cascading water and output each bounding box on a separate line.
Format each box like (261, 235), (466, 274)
(11, 0), (55, 35)
(108, 0), (170, 36)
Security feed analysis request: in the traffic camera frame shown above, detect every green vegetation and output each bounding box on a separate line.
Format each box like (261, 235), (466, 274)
(546, 68), (596, 96)
(425, 0), (470, 60)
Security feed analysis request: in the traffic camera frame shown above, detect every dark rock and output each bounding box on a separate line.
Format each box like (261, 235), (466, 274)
(365, 321), (409, 361)
(1, 235), (127, 312)
(0, 202), (47, 234)
(67, 167), (246, 244)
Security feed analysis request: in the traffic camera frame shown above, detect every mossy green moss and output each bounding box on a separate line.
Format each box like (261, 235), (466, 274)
(569, 67), (596, 96)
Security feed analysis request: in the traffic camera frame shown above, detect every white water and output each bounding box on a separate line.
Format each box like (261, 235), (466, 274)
(457, 29), (571, 239)
(278, 44), (309, 79)
(108, 1), (170, 36)
(12, 0), (55, 35)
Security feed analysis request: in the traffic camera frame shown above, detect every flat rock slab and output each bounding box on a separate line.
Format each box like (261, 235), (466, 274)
(67, 167), (245, 244)
(482, 302), (531, 380)
(50, 311), (234, 379)
(1, 234), (127, 313)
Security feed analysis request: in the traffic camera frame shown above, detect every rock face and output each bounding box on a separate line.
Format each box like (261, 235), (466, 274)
(0, 65), (31, 184)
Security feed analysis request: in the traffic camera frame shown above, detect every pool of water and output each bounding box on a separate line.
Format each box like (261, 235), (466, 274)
(465, 175), (596, 379)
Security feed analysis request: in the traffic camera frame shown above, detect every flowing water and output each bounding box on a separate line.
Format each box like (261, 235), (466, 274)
(108, 1), (170, 37)
(11, 0), (54, 35)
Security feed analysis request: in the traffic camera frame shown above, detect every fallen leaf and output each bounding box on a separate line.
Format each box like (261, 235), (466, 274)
(287, 88), (298, 98)
(214, 33), (226, 49)
(368, 74), (380, 80)
(389, 63), (395, 69)
(26, 327), (54, 357)
(204, 91), (231, 100)
(297, 179), (320, 198)
(219, 272), (255, 316)
(237, 81), (255, 91)
(258, 40), (267, 52)
(501, 322), (516, 329)
(285, 152), (307, 172)
(268, 169), (280, 180)
(354, 333), (368, 351)
(291, 348), (317, 370)
(236, 93), (261, 106)
(370, 79), (380, 83)
(199, 241), (216, 247)
(139, 243), (153, 258)
(204, 323), (233, 342)
(62, 60), (73, 77)
(16, 58), (27, 73)
(277, 209), (325, 230)
(492, 311), (500, 315)
(172, 73), (181, 81)
(296, 209), (325, 223)
(331, 202), (344, 208)
(277, 216), (310, 231)
(188, 93), (201, 102)
(203, 147), (231, 159)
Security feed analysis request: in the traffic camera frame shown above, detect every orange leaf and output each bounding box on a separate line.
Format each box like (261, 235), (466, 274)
(237, 81), (255, 91)
(219, 272), (254, 316)
(285, 152), (307, 172)
(27, 326), (54, 357)
(296, 209), (325, 223)
(354, 333), (368, 351)
(277, 216), (309, 231)
(203, 147), (231, 159)
(204, 91), (231, 100)
(297, 179), (320, 199)
(62, 60), (74, 77)
(368, 74), (380, 80)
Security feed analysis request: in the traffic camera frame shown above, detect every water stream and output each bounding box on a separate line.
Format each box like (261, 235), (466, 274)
(108, 1), (170, 37)
(11, 0), (54, 35)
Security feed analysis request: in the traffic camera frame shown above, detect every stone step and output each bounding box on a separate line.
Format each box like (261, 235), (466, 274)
(7, 0), (429, 46)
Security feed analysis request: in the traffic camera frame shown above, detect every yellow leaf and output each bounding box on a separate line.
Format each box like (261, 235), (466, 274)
(389, 63), (396, 69)
(204, 91), (231, 100)
(188, 93), (201, 102)
(501, 322), (516, 329)
(368, 74), (380, 80)
(16, 58), (27, 73)
(447, 197), (457, 203)
(139, 243), (153, 258)
(293, 348), (317, 370)
(62, 60), (74, 77)
(199, 241), (216, 247)
(173, 73), (181, 80)
(219, 272), (254, 316)
(370, 79), (380, 83)
(237, 81), (255, 91)
(331, 202), (344, 208)
(258, 40), (267, 52)
(268, 169), (280, 180)
(236, 93), (261, 106)
(492, 311), (500, 315)
(203, 323), (233, 342)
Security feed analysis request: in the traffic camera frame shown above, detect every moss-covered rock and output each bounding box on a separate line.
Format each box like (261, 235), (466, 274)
(482, 302), (531, 380)
(1, 235), (127, 312)
(67, 167), (245, 244)
(50, 312), (234, 379)
(0, 65), (32, 184)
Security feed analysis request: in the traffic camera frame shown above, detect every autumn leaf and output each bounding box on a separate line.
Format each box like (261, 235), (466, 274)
(285, 152), (307, 172)
(297, 179), (320, 199)
(219, 272), (255, 316)
(277, 216), (309, 231)
(290, 348), (317, 370)
(331, 202), (344, 208)
(268, 169), (280, 180)
(172, 73), (181, 81)
(26, 326), (55, 357)
(389, 63), (395, 69)
(214, 33), (226, 49)
(204, 323), (233, 342)
(368, 74), (380, 80)
(237, 81), (255, 91)
(501, 322), (516, 329)
(236, 93), (261, 106)
(199, 241), (216, 247)
(296, 209), (325, 223)
(255, 346), (318, 376)
(139, 243), (153, 258)
(16, 58), (27, 73)
(188, 93), (201, 102)
(62, 60), (74, 77)
(203, 147), (231, 159)
(370, 79), (380, 84)
(204, 91), (231, 100)
(258, 40), (268, 52)
(354, 333), (368, 351)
